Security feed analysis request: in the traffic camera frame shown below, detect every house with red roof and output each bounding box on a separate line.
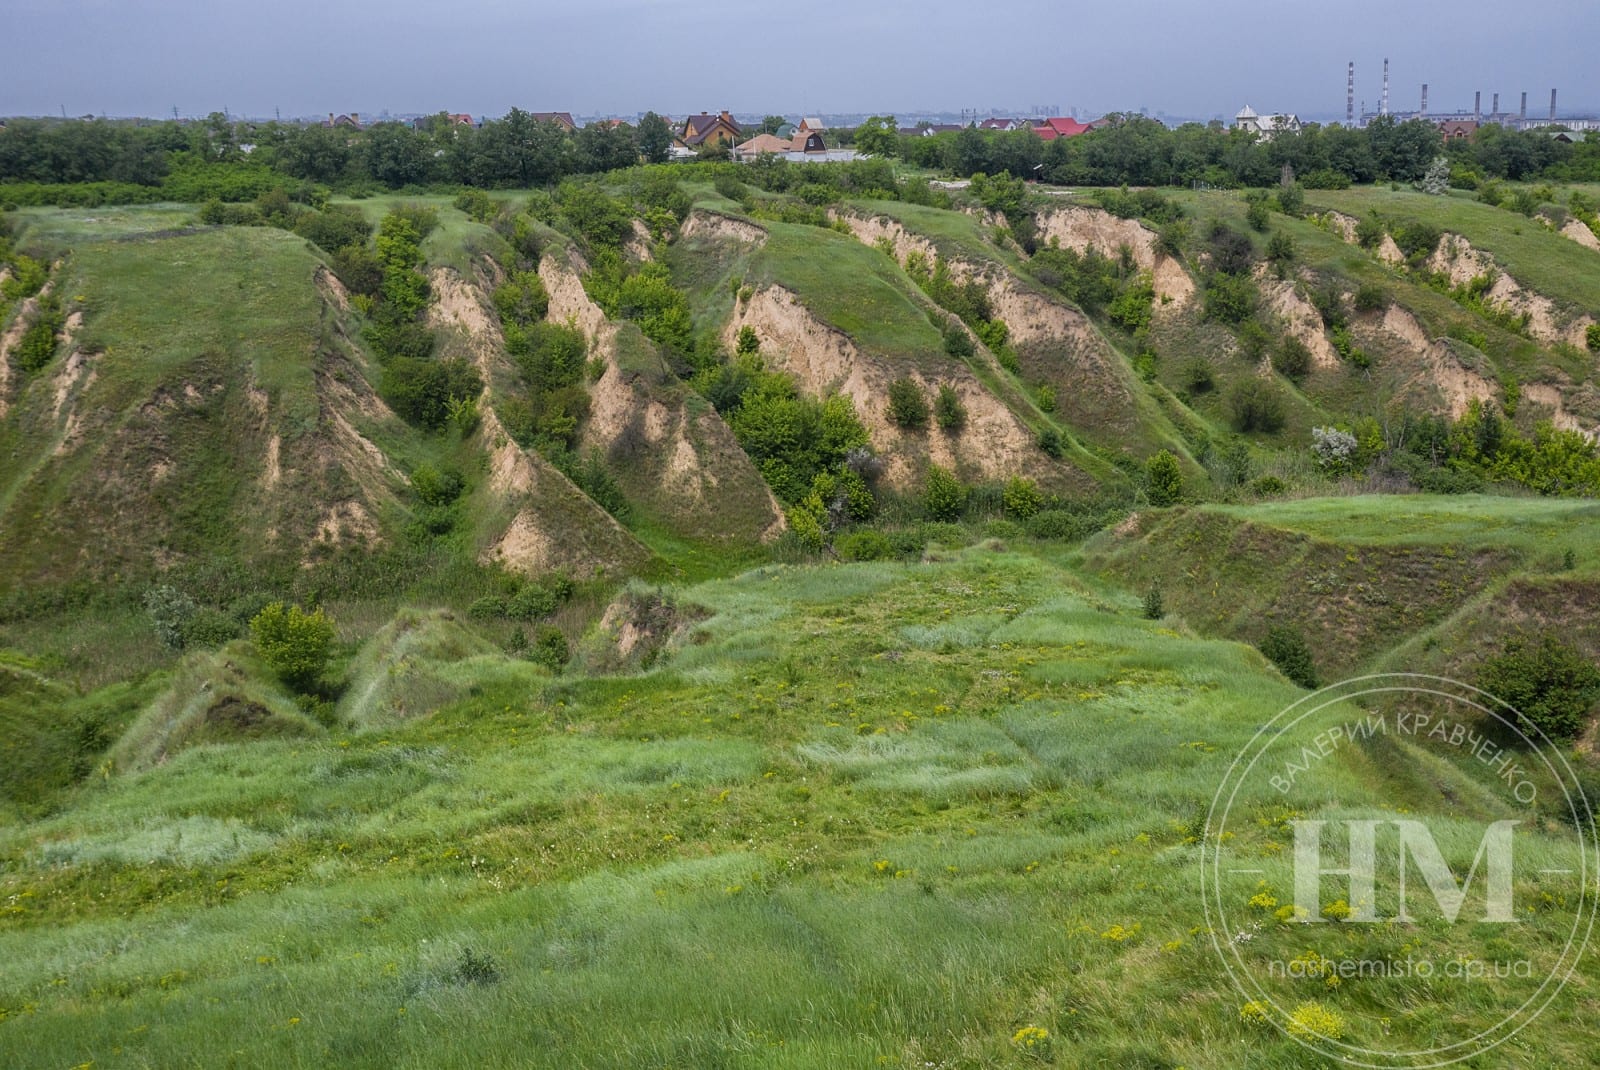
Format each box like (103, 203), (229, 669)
(1031, 117), (1091, 141)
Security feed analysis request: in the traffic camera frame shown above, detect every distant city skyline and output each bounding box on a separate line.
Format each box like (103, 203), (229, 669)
(4, 0), (1596, 122)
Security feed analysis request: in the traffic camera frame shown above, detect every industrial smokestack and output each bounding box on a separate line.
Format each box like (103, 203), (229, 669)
(1474, 92), (1481, 122)
(1551, 89), (1558, 121)
(1381, 58), (1390, 116)
(1521, 92), (1527, 119)
(1492, 92), (1499, 116)
(1347, 61), (1355, 125)
(1421, 84), (1428, 116)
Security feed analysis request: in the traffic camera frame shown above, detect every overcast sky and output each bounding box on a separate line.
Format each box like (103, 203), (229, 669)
(4, 0), (1596, 122)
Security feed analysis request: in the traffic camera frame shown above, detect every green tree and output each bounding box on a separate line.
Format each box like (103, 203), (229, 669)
(924, 464), (968, 521)
(1145, 449), (1183, 506)
(934, 383), (967, 434)
(250, 603), (335, 691)
(1002, 476), (1042, 518)
(637, 112), (672, 164)
(759, 115), (788, 135)
(854, 116), (899, 159)
(1476, 634), (1600, 742)
(1259, 625), (1319, 689)
(1272, 336), (1312, 382)
(887, 377), (930, 430)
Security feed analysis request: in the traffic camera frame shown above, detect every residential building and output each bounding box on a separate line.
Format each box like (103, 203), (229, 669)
(1233, 105), (1301, 139)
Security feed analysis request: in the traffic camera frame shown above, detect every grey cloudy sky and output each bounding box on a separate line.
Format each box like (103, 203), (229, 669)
(4, 0), (1596, 121)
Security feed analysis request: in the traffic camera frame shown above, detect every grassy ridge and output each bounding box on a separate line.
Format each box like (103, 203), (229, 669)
(1, 547), (1590, 1067)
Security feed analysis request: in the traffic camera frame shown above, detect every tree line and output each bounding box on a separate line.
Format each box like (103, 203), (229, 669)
(1, 109), (1595, 206)
(868, 113), (1599, 187)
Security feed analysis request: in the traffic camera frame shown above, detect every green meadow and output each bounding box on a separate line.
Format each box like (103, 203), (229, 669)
(2, 546), (1593, 1069)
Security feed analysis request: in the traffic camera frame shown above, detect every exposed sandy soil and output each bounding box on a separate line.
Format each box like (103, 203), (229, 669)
(1255, 271), (1339, 370)
(314, 500), (379, 546)
(623, 219), (655, 262)
(536, 255), (786, 540)
(831, 213), (938, 268)
(679, 210), (768, 247)
(0, 285), (56, 418)
(1376, 304), (1497, 418)
(1033, 206), (1195, 308)
(427, 265), (654, 573)
(315, 266), (350, 311)
(1562, 219), (1600, 252)
(1323, 210), (1405, 265)
(722, 285), (1049, 489)
(1520, 383), (1597, 438)
(1427, 233), (1594, 348)
(536, 254), (609, 340)
(834, 211), (1145, 443)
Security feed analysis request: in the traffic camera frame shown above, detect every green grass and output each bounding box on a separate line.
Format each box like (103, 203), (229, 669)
(1202, 493), (1600, 556)
(1307, 187), (1600, 317)
(748, 220), (946, 363)
(1, 544), (1594, 1067)
(1083, 494), (1597, 680)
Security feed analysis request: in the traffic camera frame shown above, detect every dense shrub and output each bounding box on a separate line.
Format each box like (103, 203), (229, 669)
(934, 383), (967, 433)
(923, 465), (968, 521)
(13, 296), (64, 374)
(1002, 476), (1043, 519)
(144, 585), (197, 650)
(1259, 625), (1319, 689)
(381, 357), (483, 430)
(1228, 379), (1288, 434)
(1272, 337), (1312, 382)
(250, 603), (335, 691)
(295, 205), (372, 254)
(1476, 634), (1600, 742)
(1144, 450), (1183, 506)
(1203, 273), (1258, 324)
(835, 530), (893, 562)
(886, 377), (930, 430)
(1353, 281), (1388, 313)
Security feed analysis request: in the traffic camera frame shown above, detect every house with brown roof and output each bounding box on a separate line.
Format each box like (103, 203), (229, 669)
(798, 117), (827, 133)
(734, 130), (828, 160)
(680, 111), (743, 149)
(530, 112), (576, 131)
(324, 112), (363, 130)
(1438, 119), (1479, 140)
(979, 118), (1023, 131)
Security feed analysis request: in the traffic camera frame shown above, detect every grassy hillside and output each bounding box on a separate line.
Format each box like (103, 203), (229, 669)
(2, 545), (1590, 1068)
(1084, 494), (1596, 679)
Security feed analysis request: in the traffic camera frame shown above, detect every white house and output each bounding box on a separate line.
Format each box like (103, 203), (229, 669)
(1234, 105), (1302, 140)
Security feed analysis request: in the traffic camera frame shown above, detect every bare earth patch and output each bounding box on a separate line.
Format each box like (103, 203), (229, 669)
(1034, 206), (1195, 308)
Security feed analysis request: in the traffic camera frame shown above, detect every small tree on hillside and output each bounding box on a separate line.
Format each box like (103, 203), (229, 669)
(924, 465), (968, 521)
(1002, 475), (1043, 519)
(887, 377), (930, 430)
(1417, 156), (1451, 195)
(1476, 634), (1600, 742)
(1145, 450), (1183, 507)
(1272, 336), (1312, 382)
(1259, 625), (1319, 689)
(251, 602), (336, 692)
(934, 383), (967, 433)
